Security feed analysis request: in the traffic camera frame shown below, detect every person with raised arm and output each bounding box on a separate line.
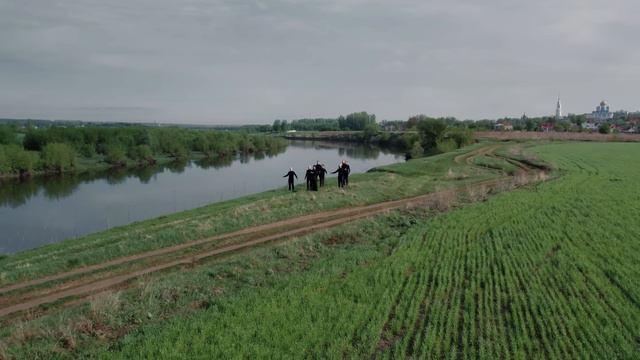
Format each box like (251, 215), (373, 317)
(283, 167), (298, 191)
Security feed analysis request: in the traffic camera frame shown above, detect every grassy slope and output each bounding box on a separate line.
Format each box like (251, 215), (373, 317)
(97, 142), (640, 359)
(0, 143), (495, 285)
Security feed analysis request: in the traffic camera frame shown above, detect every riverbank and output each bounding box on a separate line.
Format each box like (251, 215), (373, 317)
(0, 141), (556, 358)
(0, 147), (287, 181)
(0, 141), (405, 253)
(281, 130), (416, 151)
(0, 126), (288, 180)
(0, 142), (523, 280)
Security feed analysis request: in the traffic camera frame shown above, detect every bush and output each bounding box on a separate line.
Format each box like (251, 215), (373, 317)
(4, 145), (39, 176)
(446, 128), (474, 148)
(410, 141), (424, 159)
(130, 145), (155, 164)
(80, 144), (96, 158)
(436, 139), (458, 153)
(417, 118), (447, 149)
(0, 146), (10, 174)
(0, 126), (16, 145)
(41, 143), (76, 173)
(105, 144), (127, 166)
(23, 130), (48, 151)
(166, 141), (188, 159)
(598, 123), (610, 134)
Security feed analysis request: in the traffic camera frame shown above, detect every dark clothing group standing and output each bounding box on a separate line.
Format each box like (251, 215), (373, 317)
(305, 163), (328, 191)
(283, 161), (349, 192)
(331, 161), (351, 188)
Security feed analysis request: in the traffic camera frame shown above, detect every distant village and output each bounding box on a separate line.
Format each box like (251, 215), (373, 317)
(491, 99), (639, 134)
(2, 99), (639, 135)
(378, 99), (640, 135)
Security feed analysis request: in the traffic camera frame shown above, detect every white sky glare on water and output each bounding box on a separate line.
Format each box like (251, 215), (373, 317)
(1, 0), (638, 124)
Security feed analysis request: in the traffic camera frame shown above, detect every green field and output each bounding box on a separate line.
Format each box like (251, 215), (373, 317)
(0, 143), (494, 286)
(1, 142), (639, 359)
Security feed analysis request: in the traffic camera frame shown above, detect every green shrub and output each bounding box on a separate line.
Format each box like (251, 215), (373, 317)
(105, 144), (127, 166)
(417, 118), (447, 149)
(446, 128), (474, 148)
(4, 145), (39, 176)
(0, 126), (16, 145)
(80, 144), (96, 158)
(436, 138), (457, 153)
(41, 143), (76, 173)
(0, 146), (10, 174)
(130, 145), (155, 164)
(598, 123), (610, 134)
(410, 141), (424, 159)
(166, 142), (188, 159)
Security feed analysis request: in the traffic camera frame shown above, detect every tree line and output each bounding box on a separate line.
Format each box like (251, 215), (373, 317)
(272, 112), (377, 132)
(0, 125), (286, 178)
(362, 116), (474, 159)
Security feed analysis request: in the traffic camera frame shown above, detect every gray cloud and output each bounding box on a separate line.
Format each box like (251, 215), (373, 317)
(1, 0), (638, 123)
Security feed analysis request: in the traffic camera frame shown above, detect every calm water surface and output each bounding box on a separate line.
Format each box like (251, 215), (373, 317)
(0, 141), (404, 253)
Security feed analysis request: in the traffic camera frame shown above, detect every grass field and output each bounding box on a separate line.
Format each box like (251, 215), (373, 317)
(1, 142), (638, 359)
(0, 143), (494, 286)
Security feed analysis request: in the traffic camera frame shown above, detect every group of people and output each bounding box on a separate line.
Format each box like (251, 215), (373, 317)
(283, 161), (351, 192)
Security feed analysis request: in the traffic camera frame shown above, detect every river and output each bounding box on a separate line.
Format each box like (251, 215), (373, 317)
(0, 141), (404, 253)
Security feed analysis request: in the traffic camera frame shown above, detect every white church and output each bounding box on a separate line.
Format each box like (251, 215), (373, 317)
(587, 100), (614, 121)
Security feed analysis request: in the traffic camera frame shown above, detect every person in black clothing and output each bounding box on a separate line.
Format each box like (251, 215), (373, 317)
(305, 166), (318, 191)
(315, 162), (328, 187)
(331, 163), (345, 188)
(283, 167), (297, 191)
(341, 160), (351, 186)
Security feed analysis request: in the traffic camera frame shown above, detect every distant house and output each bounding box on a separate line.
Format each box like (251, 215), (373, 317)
(494, 121), (513, 131)
(286, 129), (297, 133)
(540, 123), (554, 132)
(582, 122), (599, 131)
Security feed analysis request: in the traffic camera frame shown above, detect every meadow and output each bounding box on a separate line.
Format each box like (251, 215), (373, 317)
(101, 142), (639, 359)
(1, 141), (638, 359)
(0, 142), (494, 286)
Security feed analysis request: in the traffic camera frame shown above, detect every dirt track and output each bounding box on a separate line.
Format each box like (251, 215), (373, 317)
(0, 146), (546, 319)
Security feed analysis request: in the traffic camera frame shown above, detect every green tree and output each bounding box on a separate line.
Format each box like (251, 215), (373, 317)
(5, 145), (39, 176)
(436, 138), (458, 153)
(0, 126), (16, 145)
(410, 141), (424, 159)
(339, 112), (376, 130)
(166, 141), (188, 159)
(105, 144), (127, 166)
(417, 118), (447, 149)
(363, 123), (380, 140)
(130, 145), (154, 164)
(0, 146), (10, 174)
(272, 120), (282, 132)
(598, 123), (610, 134)
(446, 128), (474, 148)
(41, 143), (76, 173)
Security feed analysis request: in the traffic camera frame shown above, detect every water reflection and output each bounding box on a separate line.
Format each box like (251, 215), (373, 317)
(290, 140), (396, 160)
(0, 152), (281, 208)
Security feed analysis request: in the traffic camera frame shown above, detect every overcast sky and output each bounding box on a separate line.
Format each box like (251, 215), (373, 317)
(1, 0), (638, 124)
